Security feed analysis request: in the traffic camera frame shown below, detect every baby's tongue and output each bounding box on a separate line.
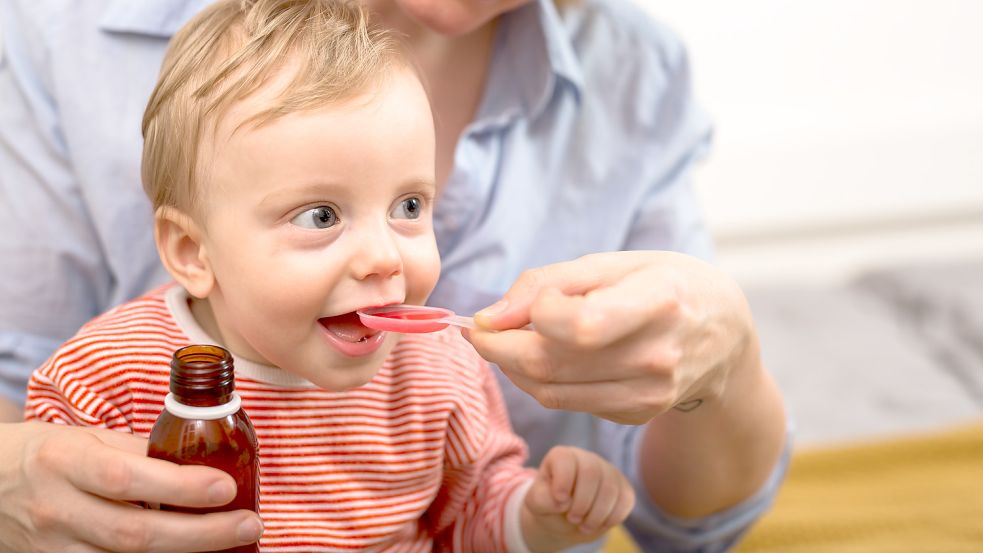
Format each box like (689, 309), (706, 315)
(320, 312), (375, 342)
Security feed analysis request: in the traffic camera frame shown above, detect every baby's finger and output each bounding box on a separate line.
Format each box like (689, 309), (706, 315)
(544, 447), (578, 506)
(565, 457), (602, 525)
(523, 477), (562, 516)
(576, 470), (620, 533)
(599, 482), (636, 530)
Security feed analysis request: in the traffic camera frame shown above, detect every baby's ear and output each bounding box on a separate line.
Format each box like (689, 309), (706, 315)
(155, 206), (214, 299)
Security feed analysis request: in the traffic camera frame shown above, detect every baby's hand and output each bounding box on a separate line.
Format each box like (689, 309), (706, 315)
(520, 446), (635, 553)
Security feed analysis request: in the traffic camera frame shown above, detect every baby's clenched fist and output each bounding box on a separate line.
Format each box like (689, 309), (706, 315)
(520, 446), (635, 552)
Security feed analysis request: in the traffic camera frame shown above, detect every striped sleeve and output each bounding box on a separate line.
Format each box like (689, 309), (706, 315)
(426, 340), (535, 552)
(25, 347), (132, 432)
(23, 293), (177, 432)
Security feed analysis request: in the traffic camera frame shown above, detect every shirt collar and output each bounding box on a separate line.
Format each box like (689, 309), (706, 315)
(98, 0), (214, 38)
(475, 0), (584, 129)
(97, 0), (584, 124)
(164, 285), (318, 388)
(536, 0), (585, 101)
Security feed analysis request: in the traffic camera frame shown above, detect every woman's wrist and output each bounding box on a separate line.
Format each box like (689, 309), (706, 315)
(0, 397), (22, 422)
(640, 331), (786, 518)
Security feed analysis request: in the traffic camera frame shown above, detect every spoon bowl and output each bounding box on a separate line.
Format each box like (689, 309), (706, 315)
(357, 305), (476, 333)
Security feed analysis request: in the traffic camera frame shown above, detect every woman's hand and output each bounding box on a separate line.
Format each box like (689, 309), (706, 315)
(0, 421), (263, 552)
(465, 251), (757, 425)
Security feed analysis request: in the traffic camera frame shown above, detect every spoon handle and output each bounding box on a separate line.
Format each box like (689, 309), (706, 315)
(441, 315), (477, 330)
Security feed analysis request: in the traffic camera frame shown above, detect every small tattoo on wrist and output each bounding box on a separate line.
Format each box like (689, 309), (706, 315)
(673, 399), (703, 412)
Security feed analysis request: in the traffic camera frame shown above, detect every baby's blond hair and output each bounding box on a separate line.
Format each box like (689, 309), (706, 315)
(141, 0), (401, 213)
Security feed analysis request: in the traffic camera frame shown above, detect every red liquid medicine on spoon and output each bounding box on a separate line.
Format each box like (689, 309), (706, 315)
(357, 305), (476, 333)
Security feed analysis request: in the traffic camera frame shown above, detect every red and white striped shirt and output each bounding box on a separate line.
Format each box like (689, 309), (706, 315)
(26, 285), (534, 552)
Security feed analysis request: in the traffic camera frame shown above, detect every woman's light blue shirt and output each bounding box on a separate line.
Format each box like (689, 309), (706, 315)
(0, 0), (786, 550)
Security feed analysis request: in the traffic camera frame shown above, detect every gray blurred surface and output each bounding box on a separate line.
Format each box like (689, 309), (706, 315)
(746, 259), (983, 446)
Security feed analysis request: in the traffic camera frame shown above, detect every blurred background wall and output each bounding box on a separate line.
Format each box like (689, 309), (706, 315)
(634, 0), (983, 287)
(628, 0), (983, 446)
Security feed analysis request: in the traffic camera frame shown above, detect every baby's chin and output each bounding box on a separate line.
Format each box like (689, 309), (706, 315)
(303, 367), (380, 392)
(293, 343), (398, 392)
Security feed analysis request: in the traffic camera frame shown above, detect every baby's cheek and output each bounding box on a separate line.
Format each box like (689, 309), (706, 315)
(405, 247), (441, 304)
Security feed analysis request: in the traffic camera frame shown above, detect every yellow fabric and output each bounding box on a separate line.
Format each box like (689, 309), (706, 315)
(604, 526), (641, 553)
(604, 423), (983, 553)
(737, 423), (983, 553)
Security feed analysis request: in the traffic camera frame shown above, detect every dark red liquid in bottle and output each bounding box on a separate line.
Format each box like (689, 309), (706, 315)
(147, 345), (260, 553)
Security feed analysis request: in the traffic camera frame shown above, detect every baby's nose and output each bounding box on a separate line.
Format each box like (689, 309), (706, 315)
(350, 226), (402, 281)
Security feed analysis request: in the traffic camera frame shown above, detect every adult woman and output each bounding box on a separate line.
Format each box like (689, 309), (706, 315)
(0, 0), (787, 551)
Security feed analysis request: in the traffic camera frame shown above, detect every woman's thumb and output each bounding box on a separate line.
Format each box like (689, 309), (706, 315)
(475, 262), (593, 330)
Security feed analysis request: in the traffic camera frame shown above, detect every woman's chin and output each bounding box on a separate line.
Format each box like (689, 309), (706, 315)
(397, 0), (499, 37)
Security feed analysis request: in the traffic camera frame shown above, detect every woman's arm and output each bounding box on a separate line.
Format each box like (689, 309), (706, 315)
(0, 397), (21, 423)
(464, 251), (787, 518)
(636, 294), (787, 518)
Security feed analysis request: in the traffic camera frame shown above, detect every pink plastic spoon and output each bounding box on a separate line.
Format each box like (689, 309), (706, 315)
(357, 305), (477, 333)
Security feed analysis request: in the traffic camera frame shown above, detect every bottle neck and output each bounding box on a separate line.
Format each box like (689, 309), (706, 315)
(169, 345), (236, 407)
(164, 392), (241, 420)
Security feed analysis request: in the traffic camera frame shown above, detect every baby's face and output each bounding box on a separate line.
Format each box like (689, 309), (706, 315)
(197, 66), (439, 391)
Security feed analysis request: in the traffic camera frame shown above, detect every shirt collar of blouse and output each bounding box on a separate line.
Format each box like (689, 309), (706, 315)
(474, 0), (585, 132)
(98, 0), (215, 38)
(95, 0), (585, 127)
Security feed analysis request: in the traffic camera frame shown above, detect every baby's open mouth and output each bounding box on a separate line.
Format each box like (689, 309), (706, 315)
(318, 312), (380, 343)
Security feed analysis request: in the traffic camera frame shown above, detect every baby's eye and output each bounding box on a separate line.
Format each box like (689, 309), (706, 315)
(290, 206), (338, 229)
(392, 197), (423, 220)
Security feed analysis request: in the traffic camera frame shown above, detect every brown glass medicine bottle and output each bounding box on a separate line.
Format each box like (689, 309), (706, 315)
(147, 345), (260, 553)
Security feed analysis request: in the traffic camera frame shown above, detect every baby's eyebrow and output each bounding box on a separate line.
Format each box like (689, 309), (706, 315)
(258, 181), (346, 208)
(398, 178), (436, 193)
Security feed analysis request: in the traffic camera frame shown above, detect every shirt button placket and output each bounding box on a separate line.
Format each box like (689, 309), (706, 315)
(434, 129), (498, 261)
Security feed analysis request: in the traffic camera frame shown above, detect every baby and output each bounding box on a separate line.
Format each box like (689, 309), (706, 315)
(25, 1), (634, 551)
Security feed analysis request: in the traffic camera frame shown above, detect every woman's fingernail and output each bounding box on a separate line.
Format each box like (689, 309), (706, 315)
(208, 481), (235, 503)
(237, 517), (264, 543)
(477, 300), (508, 317)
